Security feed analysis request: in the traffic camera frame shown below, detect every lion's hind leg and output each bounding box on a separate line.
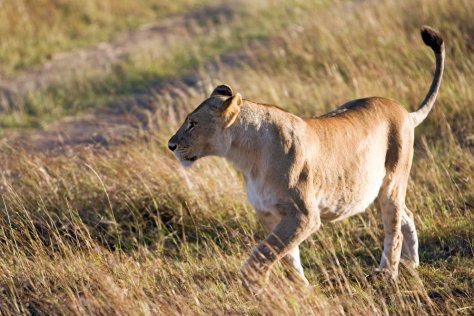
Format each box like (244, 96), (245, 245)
(400, 206), (419, 269)
(376, 188), (405, 279)
(373, 116), (416, 279)
(375, 196), (419, 278)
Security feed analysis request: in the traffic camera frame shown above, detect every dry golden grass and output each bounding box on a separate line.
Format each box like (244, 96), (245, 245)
(0, 0), (473, 315)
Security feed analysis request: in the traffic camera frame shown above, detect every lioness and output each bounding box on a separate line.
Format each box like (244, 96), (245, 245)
(168, 26), (444, 290)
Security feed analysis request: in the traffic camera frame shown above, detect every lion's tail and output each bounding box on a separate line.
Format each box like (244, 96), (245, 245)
(410, 26), (445, 127)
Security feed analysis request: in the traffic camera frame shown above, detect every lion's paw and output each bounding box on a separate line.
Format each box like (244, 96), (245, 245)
(240, 262), (269, 295)
(366, 268), (398, 281)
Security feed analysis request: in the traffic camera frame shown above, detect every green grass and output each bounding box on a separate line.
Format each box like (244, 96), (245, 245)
(0, 0), (473, 314)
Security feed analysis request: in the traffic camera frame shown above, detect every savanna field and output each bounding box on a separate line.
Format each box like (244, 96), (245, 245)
(0, 0), (473, 314)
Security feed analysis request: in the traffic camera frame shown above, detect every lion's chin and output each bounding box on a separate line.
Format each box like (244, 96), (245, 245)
(180, 159), (195, 168)
(179, 155), (198, 168)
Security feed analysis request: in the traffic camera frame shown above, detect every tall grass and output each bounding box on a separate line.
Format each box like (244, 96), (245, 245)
(0, 0), (473, 314)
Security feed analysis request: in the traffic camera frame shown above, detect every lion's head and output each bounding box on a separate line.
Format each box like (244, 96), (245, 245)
(168, 84), (242, 167)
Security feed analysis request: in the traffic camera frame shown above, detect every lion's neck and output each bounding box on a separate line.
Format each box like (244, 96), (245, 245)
(222, 102), (280, 174)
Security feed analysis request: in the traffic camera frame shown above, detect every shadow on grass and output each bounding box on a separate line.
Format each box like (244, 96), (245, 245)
(419, 221), (474, 263)
(0, 194), (250, 260)
(302, 216), (473, 283)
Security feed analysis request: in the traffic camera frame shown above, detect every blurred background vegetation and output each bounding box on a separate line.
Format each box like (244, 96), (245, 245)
(0, 0), (214, 75)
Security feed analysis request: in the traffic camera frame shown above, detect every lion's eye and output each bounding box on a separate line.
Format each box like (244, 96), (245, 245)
(187, 121), (197, 132)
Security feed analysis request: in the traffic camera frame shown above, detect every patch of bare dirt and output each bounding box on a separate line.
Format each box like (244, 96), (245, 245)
(3, 45), (265, 153)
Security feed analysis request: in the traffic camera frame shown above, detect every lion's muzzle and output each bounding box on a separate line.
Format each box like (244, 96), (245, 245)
(168, 136), (178, 151)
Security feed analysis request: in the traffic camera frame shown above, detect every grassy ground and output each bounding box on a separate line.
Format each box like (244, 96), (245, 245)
(1, 0), (473, 315)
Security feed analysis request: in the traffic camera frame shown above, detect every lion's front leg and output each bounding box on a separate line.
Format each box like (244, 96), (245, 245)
(256, 210), (309, 286)
(241, 211), (319, 293)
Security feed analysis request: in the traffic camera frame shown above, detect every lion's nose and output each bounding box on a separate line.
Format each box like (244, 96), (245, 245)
(168, 141), (177, 151)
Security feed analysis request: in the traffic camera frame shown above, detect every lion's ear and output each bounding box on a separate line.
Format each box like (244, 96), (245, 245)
(221, 93), (242, 128)
(211, 84), (233, 98)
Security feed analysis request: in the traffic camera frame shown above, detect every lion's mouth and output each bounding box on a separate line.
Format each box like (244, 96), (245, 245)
(186, 155), (198, 162)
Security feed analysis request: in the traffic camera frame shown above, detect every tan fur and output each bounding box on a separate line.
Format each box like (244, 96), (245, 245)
(168, 26), (445, 291)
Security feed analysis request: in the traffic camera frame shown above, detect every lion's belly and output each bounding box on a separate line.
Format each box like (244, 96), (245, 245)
(245, 152), (386, 221)
(317, 165), (386, 222)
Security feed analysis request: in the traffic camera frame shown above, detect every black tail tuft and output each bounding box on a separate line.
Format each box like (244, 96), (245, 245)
(421, 26), (444, 54)
(411, 25), (445, 127)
